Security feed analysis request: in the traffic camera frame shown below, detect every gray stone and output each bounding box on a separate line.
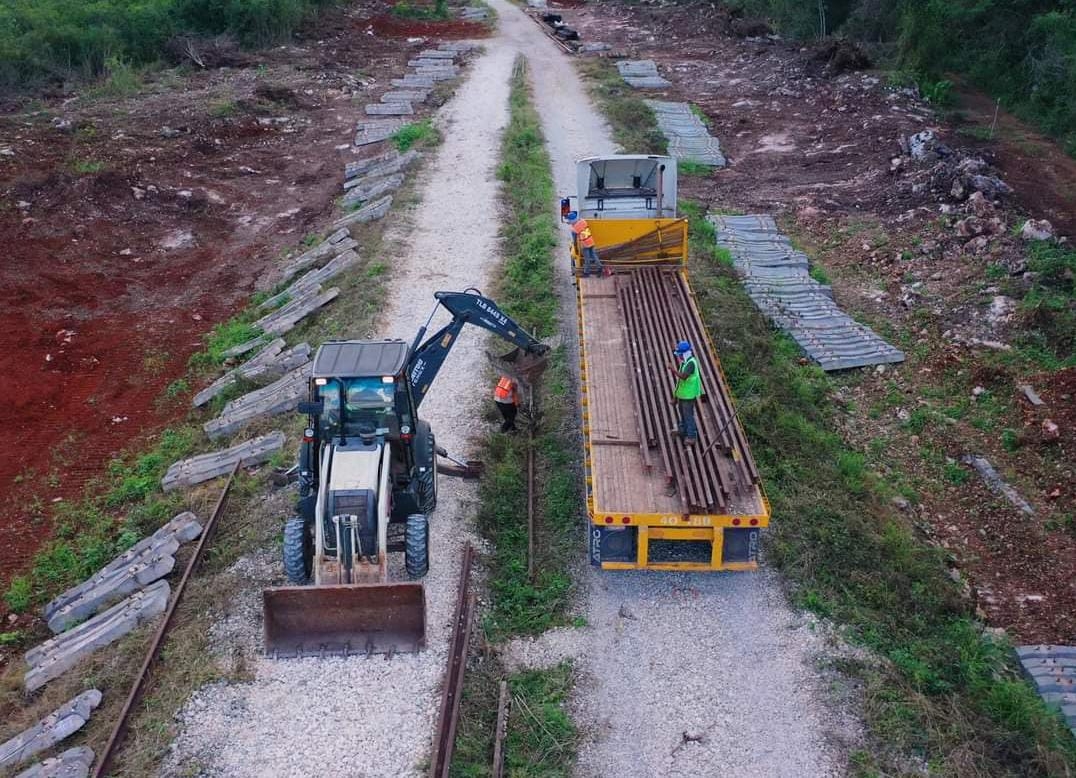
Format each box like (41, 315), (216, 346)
(1019, 384), (1045, 406)
(0, 692), (101, 769)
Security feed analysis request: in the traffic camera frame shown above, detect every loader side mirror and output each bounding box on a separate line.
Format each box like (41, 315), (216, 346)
(298, 400), (323, 416)
(559, 197), (571, 220)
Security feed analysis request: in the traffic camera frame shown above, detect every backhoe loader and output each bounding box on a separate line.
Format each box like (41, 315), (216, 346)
(263, 290), (548, 657)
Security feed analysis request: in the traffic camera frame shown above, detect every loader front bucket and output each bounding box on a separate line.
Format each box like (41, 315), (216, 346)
(263, 583), (426, 658)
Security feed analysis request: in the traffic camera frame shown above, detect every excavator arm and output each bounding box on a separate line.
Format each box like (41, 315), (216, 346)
(407, 290), (549, 408)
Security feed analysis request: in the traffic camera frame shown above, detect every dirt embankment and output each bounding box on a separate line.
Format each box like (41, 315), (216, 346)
(563, 0), (1075, 644)
(0, 1), (482, 588)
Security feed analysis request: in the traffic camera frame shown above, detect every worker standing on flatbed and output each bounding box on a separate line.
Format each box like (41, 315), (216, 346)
(671, 340), (701, 445)
(493, 375), (521, 433)
(566, 211), (605, 277)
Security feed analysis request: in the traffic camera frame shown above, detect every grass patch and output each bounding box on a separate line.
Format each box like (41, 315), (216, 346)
(809, 264), (831, 285)
(189, 315), (263, 369)
(391, 118), (440, 153)
(576, 58), (666, 155)
(1013, 239), (1076, 369)
(677, 159), (712, 177)
(681, 209), (1076, 774)
(391, 0), (449, 21)
(452, 57), (579, 777)
(69, 157), (104, 175)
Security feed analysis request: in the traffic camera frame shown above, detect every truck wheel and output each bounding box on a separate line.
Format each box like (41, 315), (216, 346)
(283, 516), (312, 584)
(416, 429), (437, 514)
(405, 514), (429, 579)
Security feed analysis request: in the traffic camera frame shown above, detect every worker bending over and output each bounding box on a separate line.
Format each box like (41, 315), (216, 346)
(493, 375), (521, 433)
(671, 340), (701, 445)
(566, 211), (605, 277)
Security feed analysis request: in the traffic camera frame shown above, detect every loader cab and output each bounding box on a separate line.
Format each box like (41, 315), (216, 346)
(310, 340), (417, 444)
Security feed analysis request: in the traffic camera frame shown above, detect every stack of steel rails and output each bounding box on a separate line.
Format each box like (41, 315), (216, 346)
(616, 266), (760, 513)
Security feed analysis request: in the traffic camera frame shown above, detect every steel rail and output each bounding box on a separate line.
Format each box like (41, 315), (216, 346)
(93, 462), (239, 778)
(429, 542), (476, 778)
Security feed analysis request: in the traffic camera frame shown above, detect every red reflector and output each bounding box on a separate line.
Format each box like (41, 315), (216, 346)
(604, 516), (613, 524)
(750, 518), (759, 526)
(732, 518), (741, 526)
(401, 434), (412, 443)
(621, 517), (630, 524)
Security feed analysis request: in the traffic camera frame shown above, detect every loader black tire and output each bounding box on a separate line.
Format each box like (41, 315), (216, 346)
(404, 514), (429, 579)
(416, 425), (437, 515)
(283, 516), (312, 585)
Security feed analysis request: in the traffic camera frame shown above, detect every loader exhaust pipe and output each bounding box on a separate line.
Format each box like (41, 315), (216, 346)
(263, 583), (426, 658)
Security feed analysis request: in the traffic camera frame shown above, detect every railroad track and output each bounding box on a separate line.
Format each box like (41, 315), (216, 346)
(429, 542), (476, 778)
(92, 463), (238, 778)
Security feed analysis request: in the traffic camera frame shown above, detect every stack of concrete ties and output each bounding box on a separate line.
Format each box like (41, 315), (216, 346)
(0, 692), (101, 773)
(1016, 645), (1076, 739)
(20, 513), (205, 692)
(616, 60), (670, 88)
(192, 340), (311, 408)
(710, 214), (904, 371)
(644, 100), (726, 167)
(204, 363), (312, 440)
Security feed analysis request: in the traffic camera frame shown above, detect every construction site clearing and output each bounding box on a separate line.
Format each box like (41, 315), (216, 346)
(571, 156), (769, 572)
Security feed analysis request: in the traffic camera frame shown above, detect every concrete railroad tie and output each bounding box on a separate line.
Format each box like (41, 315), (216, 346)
(331, 194), (393, 231)
(0, 692), (101, 769)
(25, 582), (170, 692)
(15, 746), (95, 778)
(355, 119), (405, 147)
(44, 511), (201, 632)
(204, 364), (315, 440)
(162, 432), (287, 491)
(365, 102), (414, 116)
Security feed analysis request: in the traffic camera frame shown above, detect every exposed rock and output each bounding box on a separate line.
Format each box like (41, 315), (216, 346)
(1041, 419), (1060, 441)
(1020, 219), (1055, 242)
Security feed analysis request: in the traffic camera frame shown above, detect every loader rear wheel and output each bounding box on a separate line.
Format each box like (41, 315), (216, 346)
(283, 516), (312, 584)
(416, 428), (437, 514)
(405, 514), (429, 579)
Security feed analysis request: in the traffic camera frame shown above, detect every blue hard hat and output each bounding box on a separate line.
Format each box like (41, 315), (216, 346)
(566, 210), (579, 222)
(675, 340), (691, 353)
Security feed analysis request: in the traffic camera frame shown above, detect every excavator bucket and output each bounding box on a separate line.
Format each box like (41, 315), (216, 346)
(489, 346), (549, 385)
(263, 583), (426, 658)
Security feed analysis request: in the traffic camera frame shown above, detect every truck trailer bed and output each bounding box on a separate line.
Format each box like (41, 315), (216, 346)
(577, 265), (769, 571)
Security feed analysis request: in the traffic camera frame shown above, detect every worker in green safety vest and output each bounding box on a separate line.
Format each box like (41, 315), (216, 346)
(671, 340), (702, 445)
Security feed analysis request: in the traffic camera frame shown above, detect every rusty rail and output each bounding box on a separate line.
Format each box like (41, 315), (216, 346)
(617, 267), (759, 513)
(429, 543), (476, 778)
(491, 679), (510, 778)
(93, 463), (239, 778)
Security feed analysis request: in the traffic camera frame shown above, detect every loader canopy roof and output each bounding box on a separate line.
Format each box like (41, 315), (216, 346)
(313, 340), (410, 379)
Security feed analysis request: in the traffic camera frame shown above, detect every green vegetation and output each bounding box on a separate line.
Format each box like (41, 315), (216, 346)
(391, 0), (448, 21)
(728, 0), (1076, 155)
(3, 576), (31, 613)
(390, 119), (439, 152)
(1014, 239), (1076, 369)
(0, 630), (22, 646)
(69, 158), (104, 175)
(677, 160), (712, 177)
(0, 0), (336, 88)
(681, 207), (1076, 774)
(189, 315), (262, 368)
(808, 264), (831, 285)
(576, 58), (666, 155)
(452, 58), (579, 777)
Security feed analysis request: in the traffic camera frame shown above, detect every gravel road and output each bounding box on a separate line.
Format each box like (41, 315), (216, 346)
(165, 42), (516, 778)
(167, 4), (858, 775)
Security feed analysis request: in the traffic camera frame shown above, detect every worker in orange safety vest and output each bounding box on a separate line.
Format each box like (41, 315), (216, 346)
(493, 375), (521, 432)
(566, 211), (605, 277)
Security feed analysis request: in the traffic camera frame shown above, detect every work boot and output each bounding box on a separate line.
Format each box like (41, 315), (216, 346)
(684, 437), (697, 447)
